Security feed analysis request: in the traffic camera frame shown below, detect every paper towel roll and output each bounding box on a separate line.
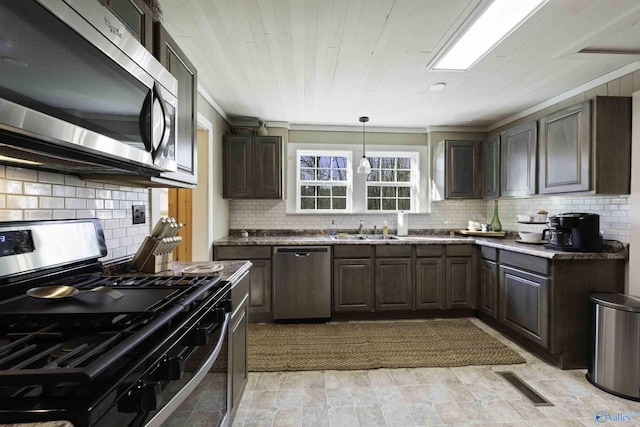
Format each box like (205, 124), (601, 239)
(397, 212), (408, 236)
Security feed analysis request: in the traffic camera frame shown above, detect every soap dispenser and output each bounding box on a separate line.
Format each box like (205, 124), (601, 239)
(382, 221), (389, 237)
(329, 219), (337, 237)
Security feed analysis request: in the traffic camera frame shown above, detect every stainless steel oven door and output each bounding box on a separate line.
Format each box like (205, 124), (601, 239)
(145, 307), (230, 427)
(0, 0), (177, 173)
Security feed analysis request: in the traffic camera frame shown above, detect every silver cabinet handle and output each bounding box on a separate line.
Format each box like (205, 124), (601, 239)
(295, 253), (310, 257)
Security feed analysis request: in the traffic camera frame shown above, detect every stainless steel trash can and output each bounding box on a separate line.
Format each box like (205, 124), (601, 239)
(587, 293), (640, 401)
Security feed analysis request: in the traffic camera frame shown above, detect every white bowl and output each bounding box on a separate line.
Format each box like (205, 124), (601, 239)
(518, 231), (542, 243)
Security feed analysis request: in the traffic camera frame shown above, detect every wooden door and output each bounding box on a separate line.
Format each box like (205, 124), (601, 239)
(415, 257), (444, 309)
(501, 121), (537, 197)
(168, 188), (192, 261)
(446, 141), (481, 199)
(374, 258), (413, 311)
(538, 101), (590, 194)
(252, 136), (282, 198)
(333, 259), (374, 312)
(482, 135), (500, 198)
(223, 135), (252, 198)
(499, 265), (549, 348)
(445, 257), (472, 308)
(480, 259), (498, 318)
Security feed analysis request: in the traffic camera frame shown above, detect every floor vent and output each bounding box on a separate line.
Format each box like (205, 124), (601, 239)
(497, 371), (554, 406)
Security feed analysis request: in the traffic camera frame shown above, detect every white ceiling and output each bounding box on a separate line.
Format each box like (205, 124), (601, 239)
(160, 0), (640, 129)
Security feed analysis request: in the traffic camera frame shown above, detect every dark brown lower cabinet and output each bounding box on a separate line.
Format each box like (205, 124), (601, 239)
(247, 259), (272, 319)
(445, 257), (473, 309)
(333, 259), (374, 312)
(213, 246), (273, 322)
(479, 259), (498, 318)
(499, 265), (549, 348)
(228, 270), (249, 423)
(415, 257), (444, 309)
(374, 258), (413, 311)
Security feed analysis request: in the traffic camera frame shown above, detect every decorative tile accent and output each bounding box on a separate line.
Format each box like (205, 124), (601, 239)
(230, 194), (630, 242)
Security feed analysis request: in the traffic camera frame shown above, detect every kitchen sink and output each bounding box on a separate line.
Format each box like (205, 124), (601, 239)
(329, 234), (400, 240)
(364, 235), (400, 240)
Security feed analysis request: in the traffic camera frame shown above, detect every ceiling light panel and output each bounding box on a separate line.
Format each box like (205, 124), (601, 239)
(432, 0), (548, 71)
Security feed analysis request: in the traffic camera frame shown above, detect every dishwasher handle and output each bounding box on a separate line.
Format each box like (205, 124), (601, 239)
(274, 247), (330, 254)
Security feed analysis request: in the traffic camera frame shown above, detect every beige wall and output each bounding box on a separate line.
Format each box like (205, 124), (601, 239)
(196, 94), (230, 259)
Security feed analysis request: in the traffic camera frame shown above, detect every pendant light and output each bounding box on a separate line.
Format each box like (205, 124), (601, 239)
(357, 116), (371, 174)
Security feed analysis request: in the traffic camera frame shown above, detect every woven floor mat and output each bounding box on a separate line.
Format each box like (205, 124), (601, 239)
(248, 318), (525, 372)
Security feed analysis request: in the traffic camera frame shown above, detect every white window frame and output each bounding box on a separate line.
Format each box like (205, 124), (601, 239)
(295, 150), (353, 213)
(364, 151), (420, 213)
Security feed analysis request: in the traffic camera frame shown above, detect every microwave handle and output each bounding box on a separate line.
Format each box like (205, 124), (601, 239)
(138, 82), (171, 164)
(151, 82), (171, 165)
(139, 89), (153, 152)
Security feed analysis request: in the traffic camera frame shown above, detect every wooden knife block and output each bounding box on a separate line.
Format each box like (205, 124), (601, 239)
(139, 253), (174, 273)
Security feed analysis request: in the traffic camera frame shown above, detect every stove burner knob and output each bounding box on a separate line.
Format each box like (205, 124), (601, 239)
(165, 356), (184, 380)
(139, 381), (162, 411)
(185, 326), (209, 346)
(118, 381), (161, 413)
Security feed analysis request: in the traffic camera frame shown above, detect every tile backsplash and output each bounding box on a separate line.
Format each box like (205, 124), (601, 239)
(0, 166), (150, 260)
(230, 194), (630, 242)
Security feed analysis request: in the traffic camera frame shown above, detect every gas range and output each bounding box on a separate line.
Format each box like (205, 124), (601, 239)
(0, 219), (230, 427)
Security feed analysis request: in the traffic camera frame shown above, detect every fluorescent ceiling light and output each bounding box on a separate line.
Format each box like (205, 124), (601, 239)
(431, 0), (547, 71)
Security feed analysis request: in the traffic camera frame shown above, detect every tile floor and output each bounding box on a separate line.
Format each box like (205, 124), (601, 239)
(229, 318), (640, 427)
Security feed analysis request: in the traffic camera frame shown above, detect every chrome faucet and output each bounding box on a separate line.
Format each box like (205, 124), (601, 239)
(373, 225), (377, 235)
(358, 219), (364, 234)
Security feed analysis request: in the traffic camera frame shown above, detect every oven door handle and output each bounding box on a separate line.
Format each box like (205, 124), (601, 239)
(144, 311), (231, 427)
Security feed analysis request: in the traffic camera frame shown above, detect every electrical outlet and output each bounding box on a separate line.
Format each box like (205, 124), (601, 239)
(132, 205), (146, 224)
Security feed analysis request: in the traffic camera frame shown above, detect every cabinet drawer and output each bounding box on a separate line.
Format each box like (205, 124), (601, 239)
(215, 246), (271, 260)
(479, 246), (497, 261)
(500, 250), (549, 275)
(231, 271), (250, 310)
(416, 245), (443, 257)
(375, 245), (413, 258)
(333, 245), (373, 259)
(446, 245), (473, 257)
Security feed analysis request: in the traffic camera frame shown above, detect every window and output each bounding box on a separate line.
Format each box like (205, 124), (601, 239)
(297, 150), (352, 212)
(365, 153), (418, 212)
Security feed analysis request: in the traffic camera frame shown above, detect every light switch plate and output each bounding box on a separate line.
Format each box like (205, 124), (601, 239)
(132, 205), (146, 224)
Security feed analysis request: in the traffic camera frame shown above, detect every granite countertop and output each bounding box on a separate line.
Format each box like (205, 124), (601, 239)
(213, 235), (628, 260)
(171, 260), (252, 283)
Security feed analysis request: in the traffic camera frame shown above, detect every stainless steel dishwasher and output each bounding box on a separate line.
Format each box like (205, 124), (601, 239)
(273, 246), (331, 320)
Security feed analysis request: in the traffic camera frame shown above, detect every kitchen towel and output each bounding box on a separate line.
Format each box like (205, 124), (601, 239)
(397, 212), (408, 236)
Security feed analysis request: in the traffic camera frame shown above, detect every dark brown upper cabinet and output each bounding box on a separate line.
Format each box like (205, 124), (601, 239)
(500, 121), (537, 197)
(539, 96), (631, 195)
(482, 134), (500, 198)
(223, 135), (283, 199)
(154, 24), (198, 186)
(99, 0), (154, 52)
(432, 140), (482, 200)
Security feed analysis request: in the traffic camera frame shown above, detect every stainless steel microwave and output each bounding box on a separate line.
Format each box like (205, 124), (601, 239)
(0, 0), (178, 178)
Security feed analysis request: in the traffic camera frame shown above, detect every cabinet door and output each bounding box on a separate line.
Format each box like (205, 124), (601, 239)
(100, 0), (154, 52)
(480, 259), (498, 318)
(482, 135), (500, 198)
(538, 101), (590, 194)
(247, 259), (272, 317)
(415, 258), (444, 309)
(445, 257), (472, 308)
(501, 121), (537, 197)
(333, 259), (374, 312)
(252, 136), (282, 198)
(375, 258), (413, 311)
(446, 141), (481, 199)
(499, 266), (549, 348)
(229, 293), (248, 421)
(223, 136), (252, 198)
(155, 24), (198, 185)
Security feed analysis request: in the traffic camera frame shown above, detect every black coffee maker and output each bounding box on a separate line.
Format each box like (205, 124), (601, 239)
(543, 213), (602, 252)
